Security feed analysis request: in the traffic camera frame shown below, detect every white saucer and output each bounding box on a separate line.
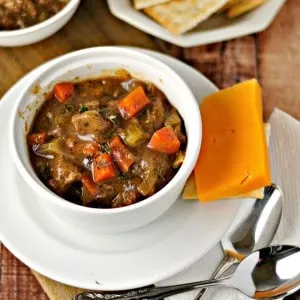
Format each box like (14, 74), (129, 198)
(0, 48), (243, 290)
(107, 0), (286, 47)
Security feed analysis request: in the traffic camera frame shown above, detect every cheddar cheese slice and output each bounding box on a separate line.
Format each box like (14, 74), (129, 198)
(183, 123), (271, 200)
(192, 79), (271, 202)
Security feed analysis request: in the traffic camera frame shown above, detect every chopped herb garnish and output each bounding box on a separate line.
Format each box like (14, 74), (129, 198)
(79, 105), (88, 113)
(100, 142), (110, 153)
(64, 104), (73, 113)
(120, 172), (133, 180)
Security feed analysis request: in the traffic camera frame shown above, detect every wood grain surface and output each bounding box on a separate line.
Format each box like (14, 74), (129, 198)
(1, 0), (300, 299)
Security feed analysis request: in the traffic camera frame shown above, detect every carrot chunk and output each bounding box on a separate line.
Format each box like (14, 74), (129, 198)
(148, 127), (180, 154)
(118, 86), (151, 119)
(110, 136), (134, 173)
(81, 174), (100, 196)
(93, 153), (116, 183)
(27, 131), (48, 145)
(82, 142), (99, 157)
(54, 82), (75, 103)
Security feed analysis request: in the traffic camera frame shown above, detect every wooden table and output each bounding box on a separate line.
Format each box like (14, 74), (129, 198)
(0, 1), (299, 299)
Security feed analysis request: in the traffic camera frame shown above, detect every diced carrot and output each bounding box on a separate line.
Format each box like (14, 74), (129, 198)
(110, 136), (135, 173)
(54, 82), (75, 103)
(27, 131), (48, 145)
(82, 142), (99, 157)
(148, 127), (180, 154)
(81, 174), (100, 196)
(93, 153), (116, 183)
(118, 86), (151, 119)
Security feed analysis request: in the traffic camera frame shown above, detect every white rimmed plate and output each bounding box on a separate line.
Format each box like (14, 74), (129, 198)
(0, 48), (244, 290)
(107, 0), (286, 47)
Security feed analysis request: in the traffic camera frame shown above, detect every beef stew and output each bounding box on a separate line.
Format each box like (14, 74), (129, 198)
(27, 73), (187, 208)
(0, 0), (68, 30)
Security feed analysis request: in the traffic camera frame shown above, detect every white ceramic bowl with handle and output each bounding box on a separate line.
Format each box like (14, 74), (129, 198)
(10, 47), (202, 233)
(0, 0), (80, 47)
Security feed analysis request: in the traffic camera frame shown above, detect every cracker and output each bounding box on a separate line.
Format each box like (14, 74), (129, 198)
(183, 123), (271, 200)
(133, 0), (170, 10)
(144, 0), (228, 35)
(182, 172), (197, 200)
(217, 0), (243, 13)
(227, 0), (268, 18)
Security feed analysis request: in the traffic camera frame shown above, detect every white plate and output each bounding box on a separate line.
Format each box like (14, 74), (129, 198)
(0, 48), (243, 290)
(107, 0), (286, 47)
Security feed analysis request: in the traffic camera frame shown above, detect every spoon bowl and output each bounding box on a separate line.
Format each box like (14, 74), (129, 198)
(229, 184), (283, 254)
(234, 245), (300, 298)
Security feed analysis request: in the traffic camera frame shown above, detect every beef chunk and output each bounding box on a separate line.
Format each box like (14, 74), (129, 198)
(134, 149), (173, 196)
(139, 93), (165, 133)
(51, 155), (81, 192)
(24, 0), (37, 18)
(71, 110), (111, 135)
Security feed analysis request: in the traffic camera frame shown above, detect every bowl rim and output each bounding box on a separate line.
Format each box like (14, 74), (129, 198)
(0, 0), (80, 37)
(10, 46), (202, 215)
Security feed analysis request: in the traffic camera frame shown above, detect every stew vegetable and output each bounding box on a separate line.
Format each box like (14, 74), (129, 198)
(27, 72), (187, 208)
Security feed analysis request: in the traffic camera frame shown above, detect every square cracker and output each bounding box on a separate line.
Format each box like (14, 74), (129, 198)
(133, 0), (170, 10)
(227, 0), (268, 18)
(144, 0), (228, 35)
(217, 0), (243, 13)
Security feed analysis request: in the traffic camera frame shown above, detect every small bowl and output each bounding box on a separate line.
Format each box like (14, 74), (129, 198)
(0, 0), (80, 47)
(9, 47), (202, 233)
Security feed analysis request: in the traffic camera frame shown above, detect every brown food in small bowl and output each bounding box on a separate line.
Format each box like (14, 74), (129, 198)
(27, 75), (187, 209)
(0, 0), (68, 30)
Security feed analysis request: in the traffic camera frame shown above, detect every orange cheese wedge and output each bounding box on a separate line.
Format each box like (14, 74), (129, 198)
(194, 79), (271, 202)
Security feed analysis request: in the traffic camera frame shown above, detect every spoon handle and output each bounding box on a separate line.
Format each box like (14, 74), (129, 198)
(194, 252), (239, 300)
(74, 277), (232, 300)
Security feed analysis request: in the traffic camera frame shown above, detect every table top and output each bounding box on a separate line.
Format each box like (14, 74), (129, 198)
(0, 1), (300, 299)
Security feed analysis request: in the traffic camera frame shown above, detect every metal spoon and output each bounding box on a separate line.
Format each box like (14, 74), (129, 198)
(194, 183), (283, 300)
(75, 184), (282, 300)
(74, 245), (300, 300)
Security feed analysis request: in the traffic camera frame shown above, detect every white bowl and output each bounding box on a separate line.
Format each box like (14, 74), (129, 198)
(9, 47), (202, 233)
(0, 0), (80, 47)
